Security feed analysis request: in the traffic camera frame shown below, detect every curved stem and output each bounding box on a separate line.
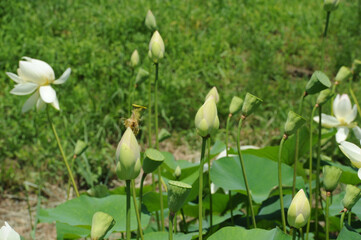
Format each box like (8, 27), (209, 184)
(126, 180), (131, 240)
(131, 180), (144, 240)
(340, 211), (346, 229)
(46, 107), (79, 197)
(198, 137), (207, 240)
(237, 117), (257, 228)
(207, 138), (213, 231)
(278, 136), (287, 233)
(293, 96), (304, 197)
(315, 106), (322, 239)
(349, 85), (361, 118)
(325, 192), (330, 240)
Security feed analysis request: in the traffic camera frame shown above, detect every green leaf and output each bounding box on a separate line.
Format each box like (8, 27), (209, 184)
(210, 140), (226, 158)
(144, 232), (196, 240)
(208, 226), (291, 240)
(55, 222), (90, 240)
(337, 225), (361, 240)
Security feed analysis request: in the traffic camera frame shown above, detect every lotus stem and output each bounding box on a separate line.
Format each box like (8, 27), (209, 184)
(180, 208), (187, 233)
(292, 228), (297, 240)
(128, 68), (134, 116)
(46, 107), (79, 197)
(131, 180), (144, 240)
(325, 192), (330, 240)
(198, 136), (208, 240)
(315, 106), (322, 239)
(348, 211), (352, 226)
(300, 228), (304, 240)
(340, 211), (346, 229)
(229, 191), (234, 225)
(207, 138), (213, 230)
(169, 213), (174, 240)
(237, 116), (257, 228)
(225, 114), (234, 224)
(126, 180), (131, 240)
(278, 135), (287, 233)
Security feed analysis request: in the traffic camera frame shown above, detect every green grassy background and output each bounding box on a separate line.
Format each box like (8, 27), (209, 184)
(0, 0), (360, 191)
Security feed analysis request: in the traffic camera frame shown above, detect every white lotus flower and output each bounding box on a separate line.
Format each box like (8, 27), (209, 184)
(339, 141), (361, 180)
(7, 57), (71, 113)
(0, 222), (20, 240)
(313, 94), (361, 143)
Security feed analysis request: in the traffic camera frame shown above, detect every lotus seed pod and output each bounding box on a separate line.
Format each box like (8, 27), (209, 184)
(323, 0), (339, 12)
(205, 87), (219, 103)
(142, 148), (165, 174)
(130, 49), (140, 68)
(342, 185), (361, 210)
(148, 31), (165, 63)
(135, 68), (149, 85)
(335, 66), (352, 83)
(145, 10), (157, 30)
(305, 71), (331, 95)
(195, 96), (219, 137)
(287, 189), (311, 229)
(74, 140), (88, 156)
(174, 166), (181, 179)
(323, 165), (342, 192)
(168, 180), (192, 213)
(91, 211), (115, 240)
(316, 89), (333, 106)
(229, 96), (243, 114)
(116, 127), (141, 180)
(241, 93), (262, 117)
(284, 111), (306, 137)
(352, 59), (361, 75)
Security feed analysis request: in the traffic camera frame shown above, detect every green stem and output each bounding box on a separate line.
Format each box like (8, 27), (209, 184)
(46, 107), (79, 197)
(237, 117), (257, 228)
(207, 138), (213, 230)
(128, 68), (134, 116)
(226, 114), (232, 156)
(278, 136), (287, 233)
(292, 228), (297, 240)
(139, 173), (147, 218)
(306, 105), (317, 240)
(321, 12), (331, 70)
(169, 213), (174, 240)
(348, 211), (352, 226)
(198, 137), (208, 240)
(158, 167), (165, 231)
(229, 190), (234, 225)
(147, 68), (152, 148)
(340, 211), (346, 229)
(324, 11), (331, 38)
(152, 173), (160, 230)
(325, 192), (330, 240)
(131, 180), (144, 240)
(126, 180), (131, 240)
(300, 228), (304, 240)
(349, 86), (361, 118)
(180, 208), (187, 233)
(315, 106), (322, 239)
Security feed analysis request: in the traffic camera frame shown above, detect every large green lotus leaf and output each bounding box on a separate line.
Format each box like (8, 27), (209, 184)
(144, 232), (196, 240)
(208, 226), (291, 240)
(39, 195), (150, 233)
(210, 155), (295, 203)
(329, 191), (361, 221)
(210, 140), (226, 158)
(55, 222), (90, 240)
(142, 192), (168, 212)
(337, 226), (361, 240)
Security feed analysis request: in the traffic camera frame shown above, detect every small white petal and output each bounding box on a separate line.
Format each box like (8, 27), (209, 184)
(339, 141), (361, 168)
(345, 105), (358, 124)
(0, 222), (20, 240)
(22, 57), (55, 81)
(22, 91), (40, 113)
(353, 126), (361, 140)
(313, 114), (340, 128)
(358, 169), (361, 181)
(334, 94), (352, 120)
(51, 96), (60, 110)
(53, 68), (71, 85)
(6, 72), (22, 83)
(36, 98), (46, 111)
(39, 85), (56, 103)
(10, 82), (38, 95)
(336, 127), (349, 143)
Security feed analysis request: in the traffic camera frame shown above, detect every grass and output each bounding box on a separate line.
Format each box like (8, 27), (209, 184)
(0, 0), (360, 190)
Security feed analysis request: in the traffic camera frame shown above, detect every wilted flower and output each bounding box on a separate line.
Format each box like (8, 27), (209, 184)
(342, 185), (361, 210)
(0, 222), (20, 240)
(314, 94), (361, 143)
(229, 96), (243, 115)
(339, 141), (361, 180)
(205, 87), (219, 103)
(195, 96), (219, 137)
(284, 111), (306, 137)
(7, 57), (71, 113)
(335, 66), (352, 83)
(145, 10), (157, 30)
(116, 127), (141, 180)
(324, 0), (340, 12)
(287, 189), (311, 229)
(316, 89), (333, 106)
(241, 93), (262, 117)
(130, 49), (140, 68)
(148, 31), (165, 63)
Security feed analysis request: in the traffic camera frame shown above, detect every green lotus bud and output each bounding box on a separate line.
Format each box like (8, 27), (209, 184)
(323, 0), (339, 12)
(335, 66), (352, 83)
(158, 128), (171, 143)
(342, 185), (361, 210)
(148, 31), (165, 63)
(135, 68), (149, 85)
(284, 111), (306, 137)
(142, 148), (165, 174)
(116, 127), (141, 180)
(91, 211), (115, 240)
(229, 96), (243, 114)
(174, 166), (181, 179)
(287, 189), (311, 229)
(168, 180), (192, 213)
(241, 93), (262, 117)
(316, 89), (333, 106)
(195, 97), (219, 137)
(145, 10), (157, 30)
(130, 49), (140, 68)
(352, 59), (361, 75)
(305, 71), (331, 95)
(205, 87), (219, 103)
(323, 165), (342, 192)
(74, 140), (88, 156)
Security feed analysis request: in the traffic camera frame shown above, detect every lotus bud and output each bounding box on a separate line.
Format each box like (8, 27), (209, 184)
(241, 93), (262, 117)
(287, 189), (311, 229)
(91, 211), (115, 240)
(145, 10), (157, 30)
(305, 71), (331, 95)
(174, 166), (182, 179)
(229, 96), (243, 115)
(316, 89), (333, 106)
(116, 127), (141, 180)
(130, 49), (140, 68)
(158, 128), (171, 143)
(352, 59), (361, 75)
(135, 68), (149, 85)
(335, 66), (352, 83)
(148, 31), (165, 63)
(195, 97), (219, 137)
(284, 111), (306, 137)
(142, 148), (165, 174)
(74, 140), (88, 157)
(205, 87), (219, 103)
(168, 180), (192, 213)
(323, 165), (342, 192)
(323, 0), (340, 12)
(342, 185), (361, 210)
